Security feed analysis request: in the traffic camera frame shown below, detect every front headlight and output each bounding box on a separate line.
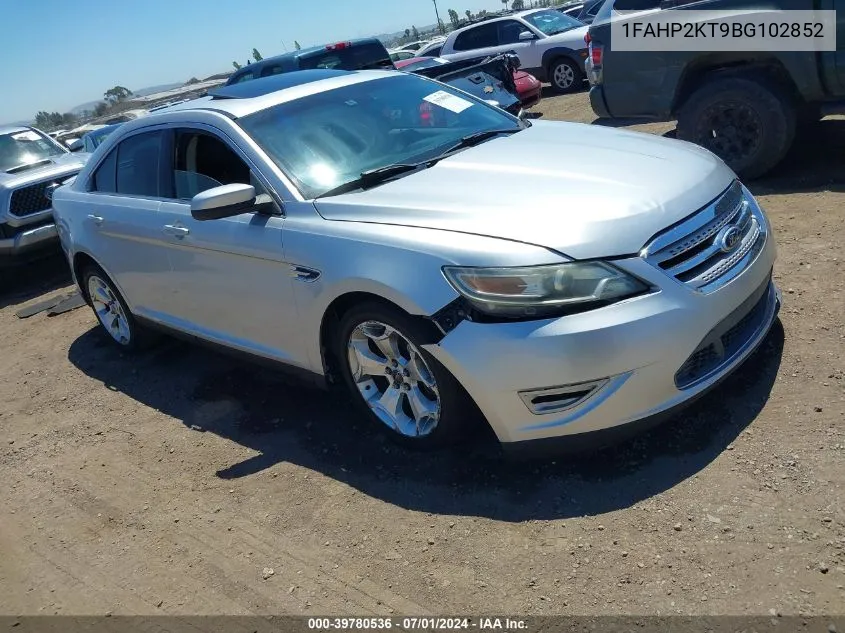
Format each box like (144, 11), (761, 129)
(442, 262), (650, 319)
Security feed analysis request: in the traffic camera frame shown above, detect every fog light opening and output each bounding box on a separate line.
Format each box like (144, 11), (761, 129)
(519, 379), (608, 415)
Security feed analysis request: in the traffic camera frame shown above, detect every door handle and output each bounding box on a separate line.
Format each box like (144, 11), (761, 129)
(87, 214), (104, 226)
(163, 224), (190, 238)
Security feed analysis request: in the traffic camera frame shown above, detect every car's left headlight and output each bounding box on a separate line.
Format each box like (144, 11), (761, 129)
(442, 261), (650, 319)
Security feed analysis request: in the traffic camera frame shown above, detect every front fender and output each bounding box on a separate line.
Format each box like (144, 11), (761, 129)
(281, 213), (567, 375)
(541, 46), (588, 71)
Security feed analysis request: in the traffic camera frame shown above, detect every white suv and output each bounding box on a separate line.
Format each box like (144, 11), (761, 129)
(439, 9), (589, 93)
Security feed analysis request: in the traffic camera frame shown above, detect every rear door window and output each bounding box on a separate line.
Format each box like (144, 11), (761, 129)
(452, 24), (499, 51)
(498, 20), (528, 45)
(115, 131), (165, 197)
(92, 149), (118, 193)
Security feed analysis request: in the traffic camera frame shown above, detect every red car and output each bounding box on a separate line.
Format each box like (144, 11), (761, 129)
(395, 57), (542, 109)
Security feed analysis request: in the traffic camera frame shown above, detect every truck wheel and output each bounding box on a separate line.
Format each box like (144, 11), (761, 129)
(676, 76), (796, 179)
(549, 58), (583, 94)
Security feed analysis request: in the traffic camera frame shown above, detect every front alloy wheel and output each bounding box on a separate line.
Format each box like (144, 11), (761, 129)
(335, 302), (471, 448)
(347, 321), (441, 438)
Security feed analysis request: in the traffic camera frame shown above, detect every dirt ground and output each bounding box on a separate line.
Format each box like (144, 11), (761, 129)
(0, 89), (843, 618)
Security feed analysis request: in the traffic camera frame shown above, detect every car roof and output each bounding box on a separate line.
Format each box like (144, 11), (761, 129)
(210, 68), (350, 98)
(0, 125), (32, 136)
(140, 69), (398, 121)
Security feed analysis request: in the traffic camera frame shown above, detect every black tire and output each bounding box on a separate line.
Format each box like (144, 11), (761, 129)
(676, 76), (796, 180)
(80, 264), (149, 351)
(548, 57), (584, 94)
(334, 301), (472, 449)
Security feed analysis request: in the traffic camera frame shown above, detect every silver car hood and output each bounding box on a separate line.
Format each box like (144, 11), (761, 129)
(313, 121), (737, 260)
(0, 152), (88, 188)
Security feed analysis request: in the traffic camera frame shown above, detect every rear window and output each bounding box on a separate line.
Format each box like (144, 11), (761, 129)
(298, 43), (393, 71)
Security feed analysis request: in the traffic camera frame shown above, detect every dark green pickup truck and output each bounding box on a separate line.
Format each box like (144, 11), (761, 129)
(587, 0), (845, 178)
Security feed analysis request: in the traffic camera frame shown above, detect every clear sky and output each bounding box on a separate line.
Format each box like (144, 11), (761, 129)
(1, 0), (511, 124)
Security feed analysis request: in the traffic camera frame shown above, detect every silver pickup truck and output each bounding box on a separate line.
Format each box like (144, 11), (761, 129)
(1, 126), (88, 267)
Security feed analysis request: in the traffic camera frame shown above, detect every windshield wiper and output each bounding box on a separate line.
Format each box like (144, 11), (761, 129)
(436, 128), (521, 160)
(316, 162), (426, 198)
(316, 129), (521, 198)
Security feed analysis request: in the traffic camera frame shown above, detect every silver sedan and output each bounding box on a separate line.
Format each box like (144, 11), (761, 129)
(52, 68), (781, 454)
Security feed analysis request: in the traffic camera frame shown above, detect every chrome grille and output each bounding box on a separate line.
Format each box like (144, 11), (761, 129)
(9, 181), (55, 217)
(641, 181), (767, 293)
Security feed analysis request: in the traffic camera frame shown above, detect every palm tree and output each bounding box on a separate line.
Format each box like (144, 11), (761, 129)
(501, 0), (510, 9)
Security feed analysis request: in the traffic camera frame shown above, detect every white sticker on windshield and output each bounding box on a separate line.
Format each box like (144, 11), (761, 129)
(11, 131), (41, 142)
(423, 90), (473, 113)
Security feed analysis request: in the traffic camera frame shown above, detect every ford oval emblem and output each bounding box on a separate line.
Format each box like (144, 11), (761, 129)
(717, 226), (743, 253)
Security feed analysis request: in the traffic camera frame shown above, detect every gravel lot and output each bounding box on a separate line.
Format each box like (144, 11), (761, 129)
(1, 89), (843, 618)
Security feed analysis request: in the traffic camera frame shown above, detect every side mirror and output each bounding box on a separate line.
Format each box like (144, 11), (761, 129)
(190, 183), (256, 221)
(518, 30), (535, 41)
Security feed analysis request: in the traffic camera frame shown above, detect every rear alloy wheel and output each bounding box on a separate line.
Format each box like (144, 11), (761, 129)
(82, 266), (143, 350)
(550, 58), (583, 94)
(676, 76), (796, 179)
(336, 302), (470, 448)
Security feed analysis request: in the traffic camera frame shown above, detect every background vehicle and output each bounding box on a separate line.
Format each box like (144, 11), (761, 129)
(439, 8), (589, 93)
(73, 123), (123, 154)
(0, 126), (87, 266)
(558, 0), (605, 24)
(399, 40), (436, 52)
(389, 50), (417, 62)
(587, 0), (845, 178)
(103, 109), (149, 125)
(396, 56), (541, 109)
(226, 38), (394, 85)
(53, 69), (779, 454)
(417, 40), (446, 57)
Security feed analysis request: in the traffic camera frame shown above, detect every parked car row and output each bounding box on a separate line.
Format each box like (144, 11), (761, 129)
(45, 63), (780, 455)
(225, 38), (537, 118)
(437, 8), (590, 93)
(388, 37), (446, 62)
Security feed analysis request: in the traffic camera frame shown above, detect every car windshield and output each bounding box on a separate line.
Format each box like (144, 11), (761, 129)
(523, 9), (583, 34)
(0, 129), (65, 172)
(239, 73), (523, 198)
